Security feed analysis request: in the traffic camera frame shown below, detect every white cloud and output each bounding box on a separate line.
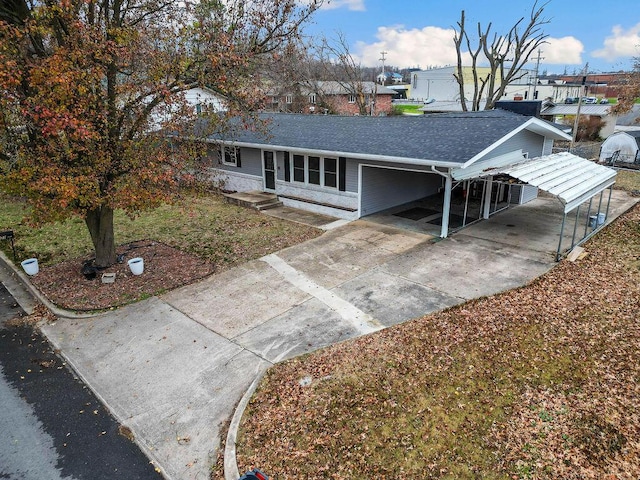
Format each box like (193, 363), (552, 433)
(539, 36), (583, 65)
(354, 25), (461, 69)
(353, 25), (585, 70)
(320, 0), (365, 11)
(592, 23), (640, 60)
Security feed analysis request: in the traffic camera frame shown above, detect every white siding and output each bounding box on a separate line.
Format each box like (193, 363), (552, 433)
(280, 197), (359, 221)
(213, 169), (263, 192)
(276, 182), (357, 211)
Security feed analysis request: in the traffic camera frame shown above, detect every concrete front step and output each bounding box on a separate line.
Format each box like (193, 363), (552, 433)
(223, 191), (282, 211)
(255, 200), (283, 211)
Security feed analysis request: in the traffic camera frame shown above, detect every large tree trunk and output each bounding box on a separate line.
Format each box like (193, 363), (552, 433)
(85, 206), (116, 268)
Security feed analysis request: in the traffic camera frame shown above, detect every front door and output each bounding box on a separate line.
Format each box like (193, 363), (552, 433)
(263, 151), (276, 191)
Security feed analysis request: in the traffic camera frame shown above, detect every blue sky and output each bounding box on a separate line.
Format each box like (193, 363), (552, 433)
(306, 0), (640, 74)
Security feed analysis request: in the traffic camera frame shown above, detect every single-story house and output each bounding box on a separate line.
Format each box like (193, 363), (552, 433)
(264, 81), (396, 116)
(206, 110), (617, 255)
(377, 71), (404, 85)
(540, 103), (617, 138)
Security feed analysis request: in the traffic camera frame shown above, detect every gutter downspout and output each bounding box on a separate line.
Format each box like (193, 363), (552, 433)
(431, 166), (452, 238)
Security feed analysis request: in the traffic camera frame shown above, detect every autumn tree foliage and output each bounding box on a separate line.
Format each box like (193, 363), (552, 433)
(0, 0), (321, 267)
(612, 56), (640, 117)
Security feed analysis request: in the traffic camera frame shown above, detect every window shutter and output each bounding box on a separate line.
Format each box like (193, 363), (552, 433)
(338, 157), (346, 191)
(284, 152), (291, 182)
(236, 148), (242, 168)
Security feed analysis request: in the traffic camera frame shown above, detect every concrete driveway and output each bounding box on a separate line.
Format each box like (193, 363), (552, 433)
(37, 190), (638, 480)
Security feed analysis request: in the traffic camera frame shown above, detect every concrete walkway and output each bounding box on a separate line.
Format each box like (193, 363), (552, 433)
(3, 190), (637, 480)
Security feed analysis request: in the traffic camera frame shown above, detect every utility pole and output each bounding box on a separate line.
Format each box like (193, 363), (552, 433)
(570, 64), (589, 153)
(379, 51), (387, 84)
(530, 49), (544, 100)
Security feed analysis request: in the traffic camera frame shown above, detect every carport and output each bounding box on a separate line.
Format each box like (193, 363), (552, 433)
(452, 151), (617, 260)
(359, 165), (441, 217)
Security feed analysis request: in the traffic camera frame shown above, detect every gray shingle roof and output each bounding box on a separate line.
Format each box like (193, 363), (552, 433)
(210, 110), (549, 166)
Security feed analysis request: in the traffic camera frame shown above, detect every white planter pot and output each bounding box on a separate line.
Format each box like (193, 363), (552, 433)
(128, 257), (144, 275)
(21, 258), (39, 276)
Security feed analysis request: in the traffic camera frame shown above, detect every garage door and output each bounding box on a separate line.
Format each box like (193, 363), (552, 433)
(360, 166), (440, 216)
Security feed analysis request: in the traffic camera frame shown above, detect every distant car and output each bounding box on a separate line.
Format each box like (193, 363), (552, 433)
(583, 97), (598, 104)
(564, 97), (576, 104)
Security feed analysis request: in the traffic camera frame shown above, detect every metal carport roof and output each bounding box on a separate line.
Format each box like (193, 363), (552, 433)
(452, 152), (617, 213)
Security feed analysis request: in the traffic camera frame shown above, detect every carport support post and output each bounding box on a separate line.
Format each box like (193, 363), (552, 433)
(483, 176), (493, 219)
(441, 172), (453, 238)
(556, 212), (567, 261)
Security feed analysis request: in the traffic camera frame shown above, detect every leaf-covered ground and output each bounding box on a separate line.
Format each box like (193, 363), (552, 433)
(0, 194), (321, 310)
(235, 203), (640, 479)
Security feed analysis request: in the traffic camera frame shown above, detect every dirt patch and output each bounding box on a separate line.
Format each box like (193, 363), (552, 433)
(29, 240), (215, 311)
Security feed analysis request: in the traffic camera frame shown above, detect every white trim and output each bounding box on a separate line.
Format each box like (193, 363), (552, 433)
(288, 153), (340, 190)
(221, 145), (240, 166)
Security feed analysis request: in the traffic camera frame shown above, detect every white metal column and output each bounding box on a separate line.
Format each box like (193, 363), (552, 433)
(482, 176), (493, 219)
(441, 173), (452, 238)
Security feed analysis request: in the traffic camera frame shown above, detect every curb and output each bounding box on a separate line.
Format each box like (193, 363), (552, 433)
(0, 250), (172, 479)
(0, 250), (104, 319)
(224, 363), (270, 480)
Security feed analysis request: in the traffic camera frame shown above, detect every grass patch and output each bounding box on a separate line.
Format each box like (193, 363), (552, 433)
(392, 104), (424, 115)
(236, 204), (640, 479)
(0, 193), (320, 268)
(613, 169), (640, 193)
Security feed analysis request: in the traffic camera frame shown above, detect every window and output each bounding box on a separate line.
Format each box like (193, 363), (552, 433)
(308, 156), (320, 185)
(222, 146), (241, 166)
(285, 94), (293, 104)
(287, 154), (338, 189)
(309, 94), (316, 104)
(413, 74), (418, 89)
(324, 157), (337, 188)
(293, 154), (305, 182)
(348, 94), (356, 104)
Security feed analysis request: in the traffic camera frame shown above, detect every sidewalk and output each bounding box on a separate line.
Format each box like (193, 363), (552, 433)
(2, 189), (638, 480)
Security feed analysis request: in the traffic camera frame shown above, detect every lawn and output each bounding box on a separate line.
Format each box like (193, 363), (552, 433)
(234, 173), (640, 479)
(0, 193), (320, 268)
(392, 103), (424, 115)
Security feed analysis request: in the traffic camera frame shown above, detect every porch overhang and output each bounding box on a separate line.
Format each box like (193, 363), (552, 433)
(452, 152), (617, 213)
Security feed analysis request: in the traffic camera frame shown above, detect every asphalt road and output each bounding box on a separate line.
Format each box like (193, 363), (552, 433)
(0, 283), (161, 480)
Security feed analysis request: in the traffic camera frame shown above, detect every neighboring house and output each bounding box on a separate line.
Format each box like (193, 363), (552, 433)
(205, 110), (617, 242)
(599, 131), (640, 164)
(149, 87), (225, 129)
(540, 103), (617, 138)
(184, 87), (226, 114)
(377, 71), (404, 84)
(615, 104), (640, 128)
(265, 81), (396, 115)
